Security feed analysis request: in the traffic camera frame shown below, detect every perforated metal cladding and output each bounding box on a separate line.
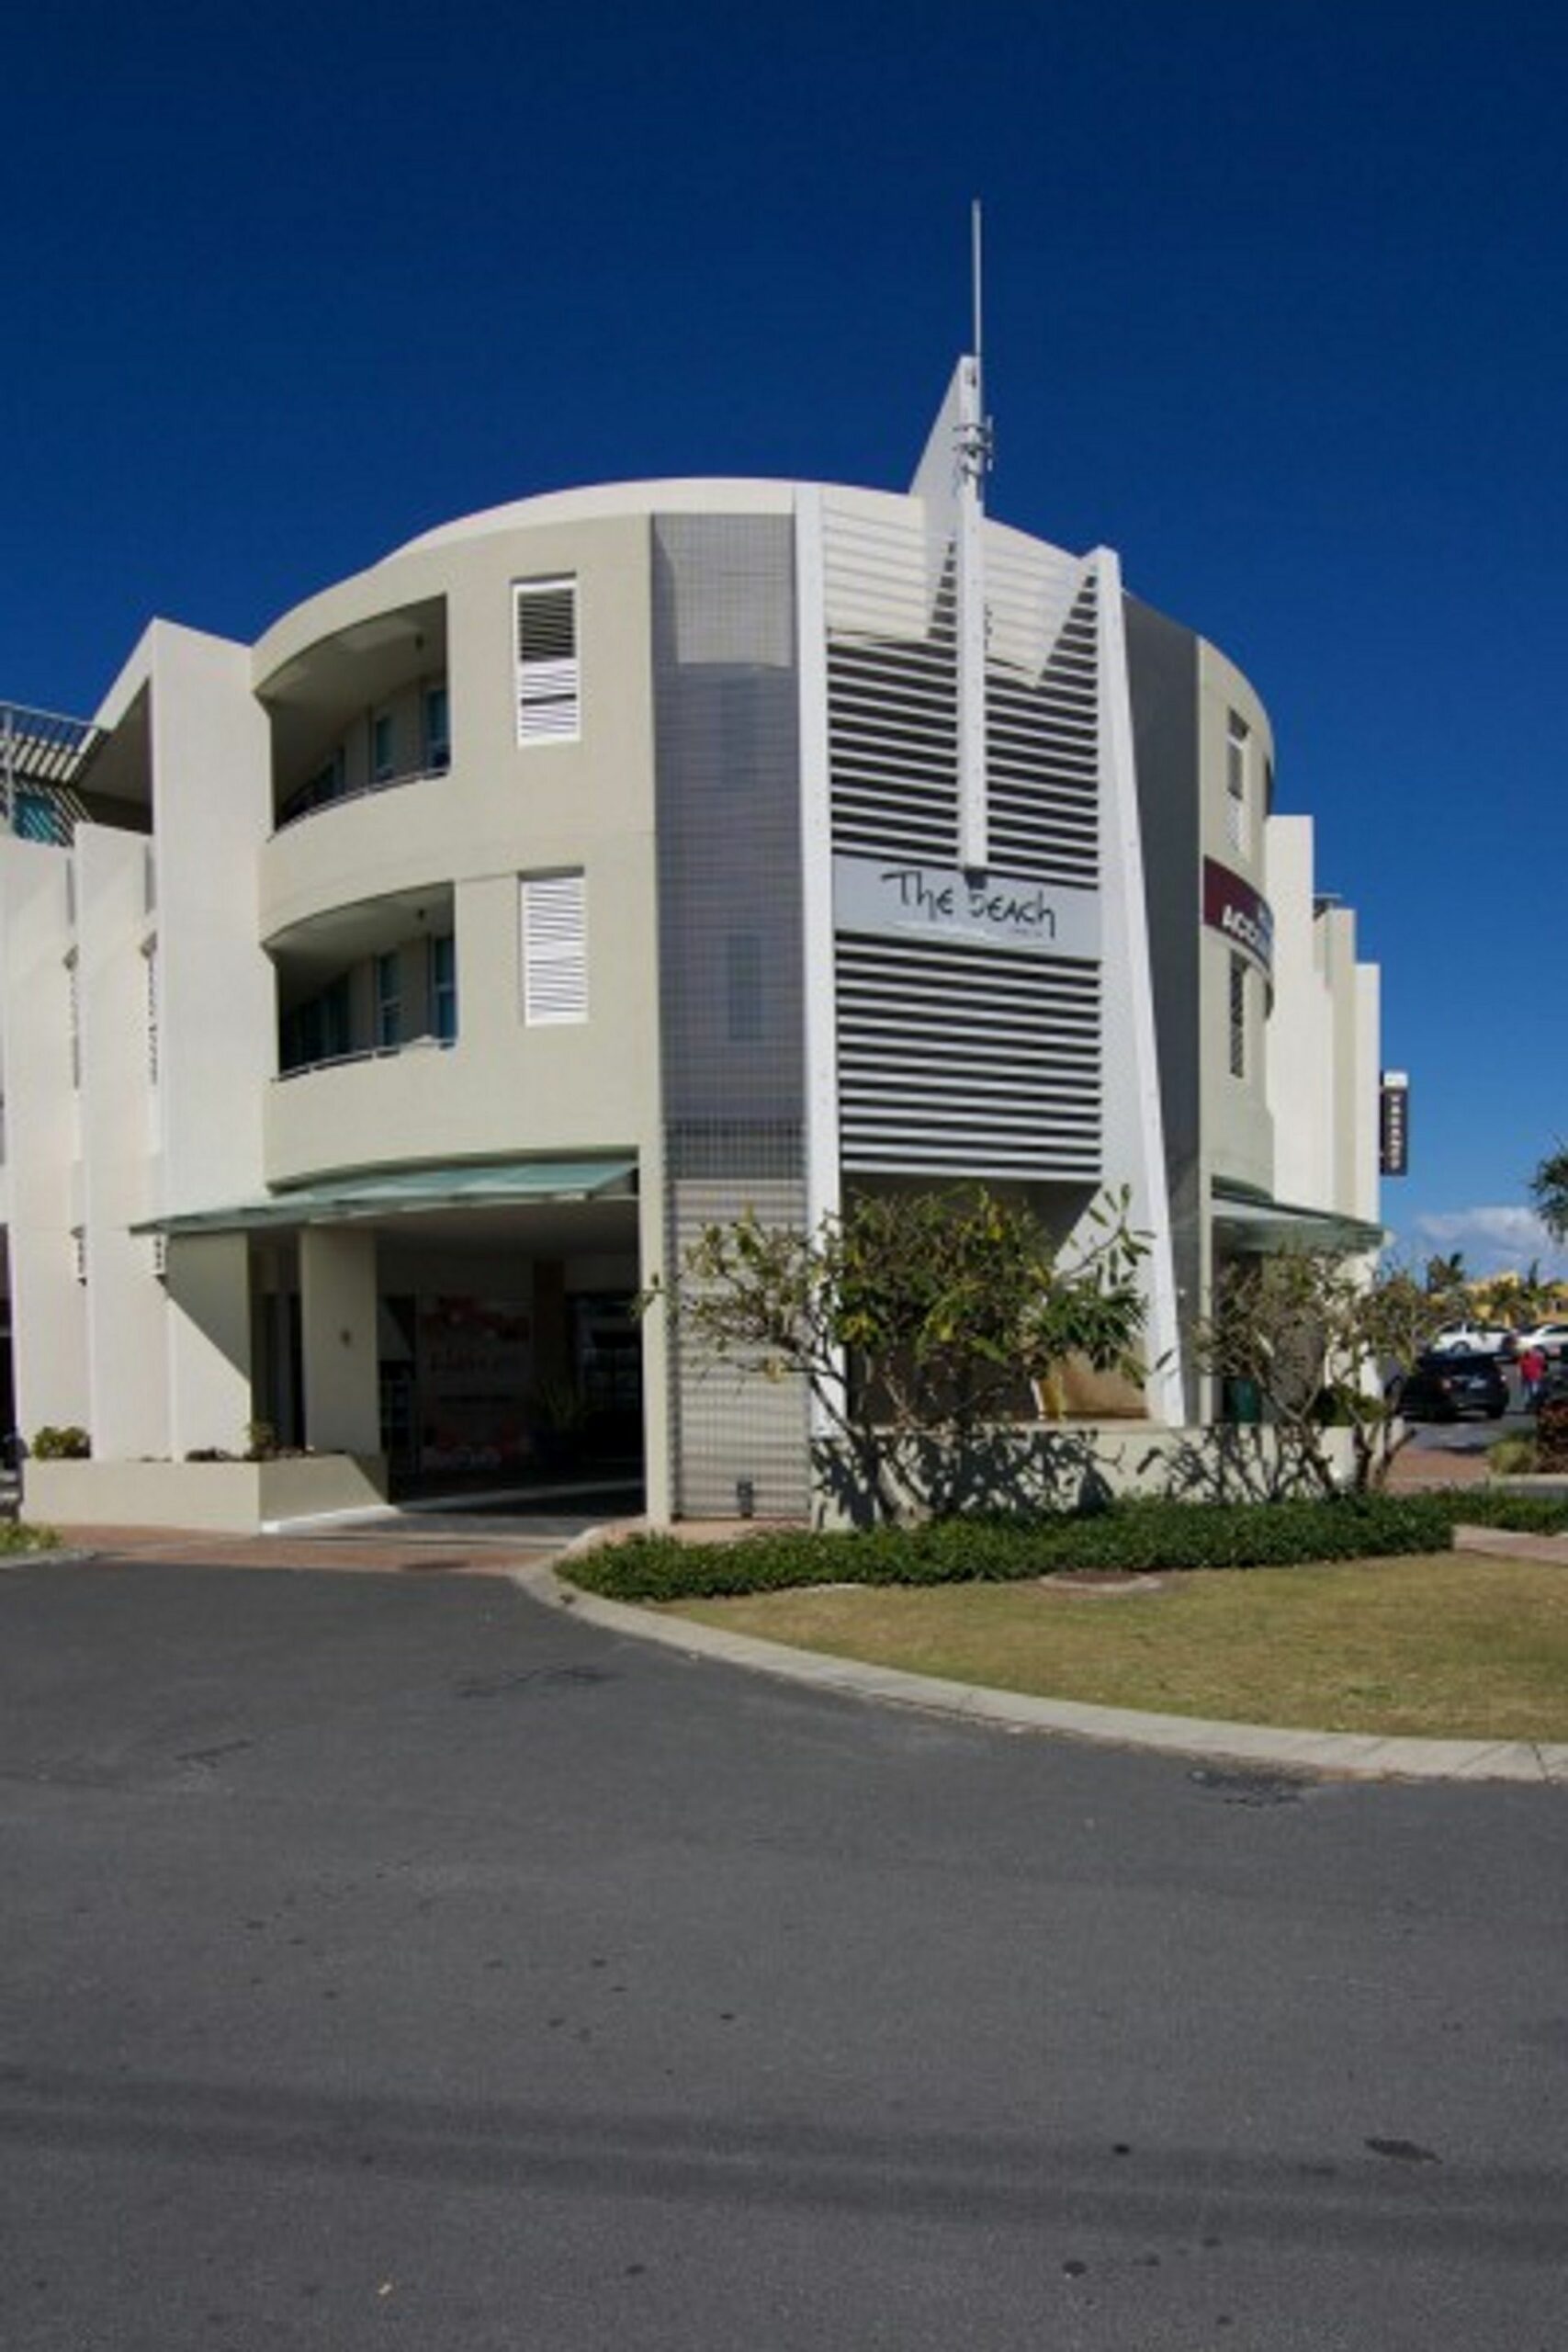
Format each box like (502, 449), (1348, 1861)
(666, 1173), (812, 1520)
(652, 515), (811, 1518)
(836, 935), (1101, 1178)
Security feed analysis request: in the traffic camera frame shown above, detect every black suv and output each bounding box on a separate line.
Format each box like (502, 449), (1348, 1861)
(1396, 1350), (1509, 1422)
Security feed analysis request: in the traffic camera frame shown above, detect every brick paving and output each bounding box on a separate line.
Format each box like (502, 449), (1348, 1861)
(1385, 1440), (1493, 1489)
(45, 1522), (558, 1578)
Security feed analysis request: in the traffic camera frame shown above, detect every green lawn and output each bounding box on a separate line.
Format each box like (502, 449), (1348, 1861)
(668, 1552), (1568, 1740)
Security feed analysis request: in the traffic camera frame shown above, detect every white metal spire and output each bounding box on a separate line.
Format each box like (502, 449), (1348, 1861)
(909, 203), (993, 869)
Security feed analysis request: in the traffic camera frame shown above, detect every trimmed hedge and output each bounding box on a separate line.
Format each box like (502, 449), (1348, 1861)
(565, 1489), (1568, 1603)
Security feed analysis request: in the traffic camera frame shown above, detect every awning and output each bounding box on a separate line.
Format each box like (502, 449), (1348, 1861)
(133, 1156), (638, 1239)
(1211, 1184), (1384, 1257)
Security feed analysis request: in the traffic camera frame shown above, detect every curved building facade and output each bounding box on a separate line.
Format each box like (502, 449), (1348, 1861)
(0, 370), (1384, 1526)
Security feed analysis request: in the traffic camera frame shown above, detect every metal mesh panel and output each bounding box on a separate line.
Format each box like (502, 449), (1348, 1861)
(666, 1170), (812, 1520)
(652, 515), (811, 1518)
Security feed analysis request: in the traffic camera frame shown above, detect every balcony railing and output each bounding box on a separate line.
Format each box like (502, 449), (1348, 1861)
(274, 752), (450, 835)
(1, 702), (102, 846)
(276, 1035), (457, 1083)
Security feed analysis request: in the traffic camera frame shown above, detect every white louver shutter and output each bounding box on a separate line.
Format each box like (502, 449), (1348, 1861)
(514, 576), (580, 743)
(521, 870), (588, 1024)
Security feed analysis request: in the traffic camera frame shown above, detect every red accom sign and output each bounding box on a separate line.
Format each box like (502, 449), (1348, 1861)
(1202, 857), (1275, 981)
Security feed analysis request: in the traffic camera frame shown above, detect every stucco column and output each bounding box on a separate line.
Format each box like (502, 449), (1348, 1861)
(299, 1227), (379, 1455)
(166, 1232), (254, 1456)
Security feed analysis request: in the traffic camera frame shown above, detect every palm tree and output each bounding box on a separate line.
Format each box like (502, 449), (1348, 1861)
(1424, 1250), (1467, 1296)
(1531, 1147), (1568, 1246)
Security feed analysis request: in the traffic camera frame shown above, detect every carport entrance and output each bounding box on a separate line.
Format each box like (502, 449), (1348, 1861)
(146, 1157), (647, 1510)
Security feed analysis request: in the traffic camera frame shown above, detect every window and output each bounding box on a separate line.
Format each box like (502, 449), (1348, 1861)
(1228, 953), (1247, 1080)
(321, 975), (353, 1059)
(1225, 712), (1249, 854)
(429, 933), (457, 1043)
(16, 787), (56, 842)
(371, 710), (396, 785)
(423, 683), (451, 774)
(375, 951), (401, 1050)
(279, 749), (345, 828)
(521, 870), (587, 1024)
(514, 577), (580, 743)
(280, 975), (353, 1073)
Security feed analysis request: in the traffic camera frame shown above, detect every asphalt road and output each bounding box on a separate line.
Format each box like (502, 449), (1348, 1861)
(2, 1558), (1564, 2350)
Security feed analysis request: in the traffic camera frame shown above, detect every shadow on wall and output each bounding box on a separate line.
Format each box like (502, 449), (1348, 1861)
(813, 1421), (1354, 1527)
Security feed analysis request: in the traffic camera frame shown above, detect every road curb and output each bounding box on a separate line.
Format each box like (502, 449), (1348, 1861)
(515, 1561), (1568, 1785)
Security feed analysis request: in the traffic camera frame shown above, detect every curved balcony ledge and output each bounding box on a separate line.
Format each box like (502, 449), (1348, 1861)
(265, 1039), (466, 1190)
(259, 776), (461, 946)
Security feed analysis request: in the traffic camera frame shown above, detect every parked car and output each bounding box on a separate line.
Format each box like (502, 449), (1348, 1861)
(1509, 1321), (1568, 1363)
(1428, 1323), (1512, 1355)
(1395, 1349), (1508, 1422)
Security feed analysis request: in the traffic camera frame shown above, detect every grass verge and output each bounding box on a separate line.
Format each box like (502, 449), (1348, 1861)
(664, 1552), (1568, 1741)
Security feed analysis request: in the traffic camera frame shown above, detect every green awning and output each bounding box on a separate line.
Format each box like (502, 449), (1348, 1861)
(1211, 1184), (1384, 1257)
(133, 1156), (638, 1238)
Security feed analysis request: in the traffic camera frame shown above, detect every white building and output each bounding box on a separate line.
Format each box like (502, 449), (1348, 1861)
(0, 362), (1382, 1529)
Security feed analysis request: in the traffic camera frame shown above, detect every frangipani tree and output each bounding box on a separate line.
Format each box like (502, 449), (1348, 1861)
(1195, 1252), (1461, 1495)
(646, 1185), (1150, 1523)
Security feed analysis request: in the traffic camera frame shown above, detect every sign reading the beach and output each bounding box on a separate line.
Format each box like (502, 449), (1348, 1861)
(833, 856), (1100, 962)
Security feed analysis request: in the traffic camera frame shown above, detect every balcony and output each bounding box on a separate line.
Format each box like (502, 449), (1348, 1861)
(264, 1034), (467, 1190)
(260, 596), (448, 836)
(270, 884), (457, 1077)
(276, 747), (449, 833)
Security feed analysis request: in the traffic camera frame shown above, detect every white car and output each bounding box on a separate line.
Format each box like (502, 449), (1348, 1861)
(1429, 1323), (1512, 1355)
(1511, 1321), (1568, 1362)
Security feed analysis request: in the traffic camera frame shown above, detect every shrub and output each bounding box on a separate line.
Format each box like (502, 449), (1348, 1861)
(1538, 1396), (1568, 1474)
(564, 1490), (1568, 1604)
(1488, 1433), (1540, 1476)
(0, 1521), (60, 1554)
(29, 1425), (90, 1461)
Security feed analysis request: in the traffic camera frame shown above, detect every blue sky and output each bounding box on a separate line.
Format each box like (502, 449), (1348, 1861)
(3, 0), (1563, 1278)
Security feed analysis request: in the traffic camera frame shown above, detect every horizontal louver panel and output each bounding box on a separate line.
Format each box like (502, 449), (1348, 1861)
(521, 870), (587, 1024)
(514, 577), (580, 744)
(985, 557), (1101, 889)
(821, 500), (1106, 889)
(824, 503), (959, 865)
(835, 933), (1101, 1180)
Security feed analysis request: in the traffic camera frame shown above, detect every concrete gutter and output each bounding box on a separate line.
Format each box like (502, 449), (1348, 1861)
(516, 1559), (1568, 1787)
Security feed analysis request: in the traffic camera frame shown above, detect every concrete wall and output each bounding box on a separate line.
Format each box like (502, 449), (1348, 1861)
(0, 840), (87, 1437)
(77, 825), (167, 1456)
(1266, 813), (1383, 1227)
(149, 625), (274, 1217)
(26, 1452), (388, 1532)
(1196, 639), (1275, 1203)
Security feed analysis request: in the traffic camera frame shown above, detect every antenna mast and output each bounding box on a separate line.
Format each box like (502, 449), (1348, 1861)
(961, 198), (994, 501)
(972, 197), (985, 390)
